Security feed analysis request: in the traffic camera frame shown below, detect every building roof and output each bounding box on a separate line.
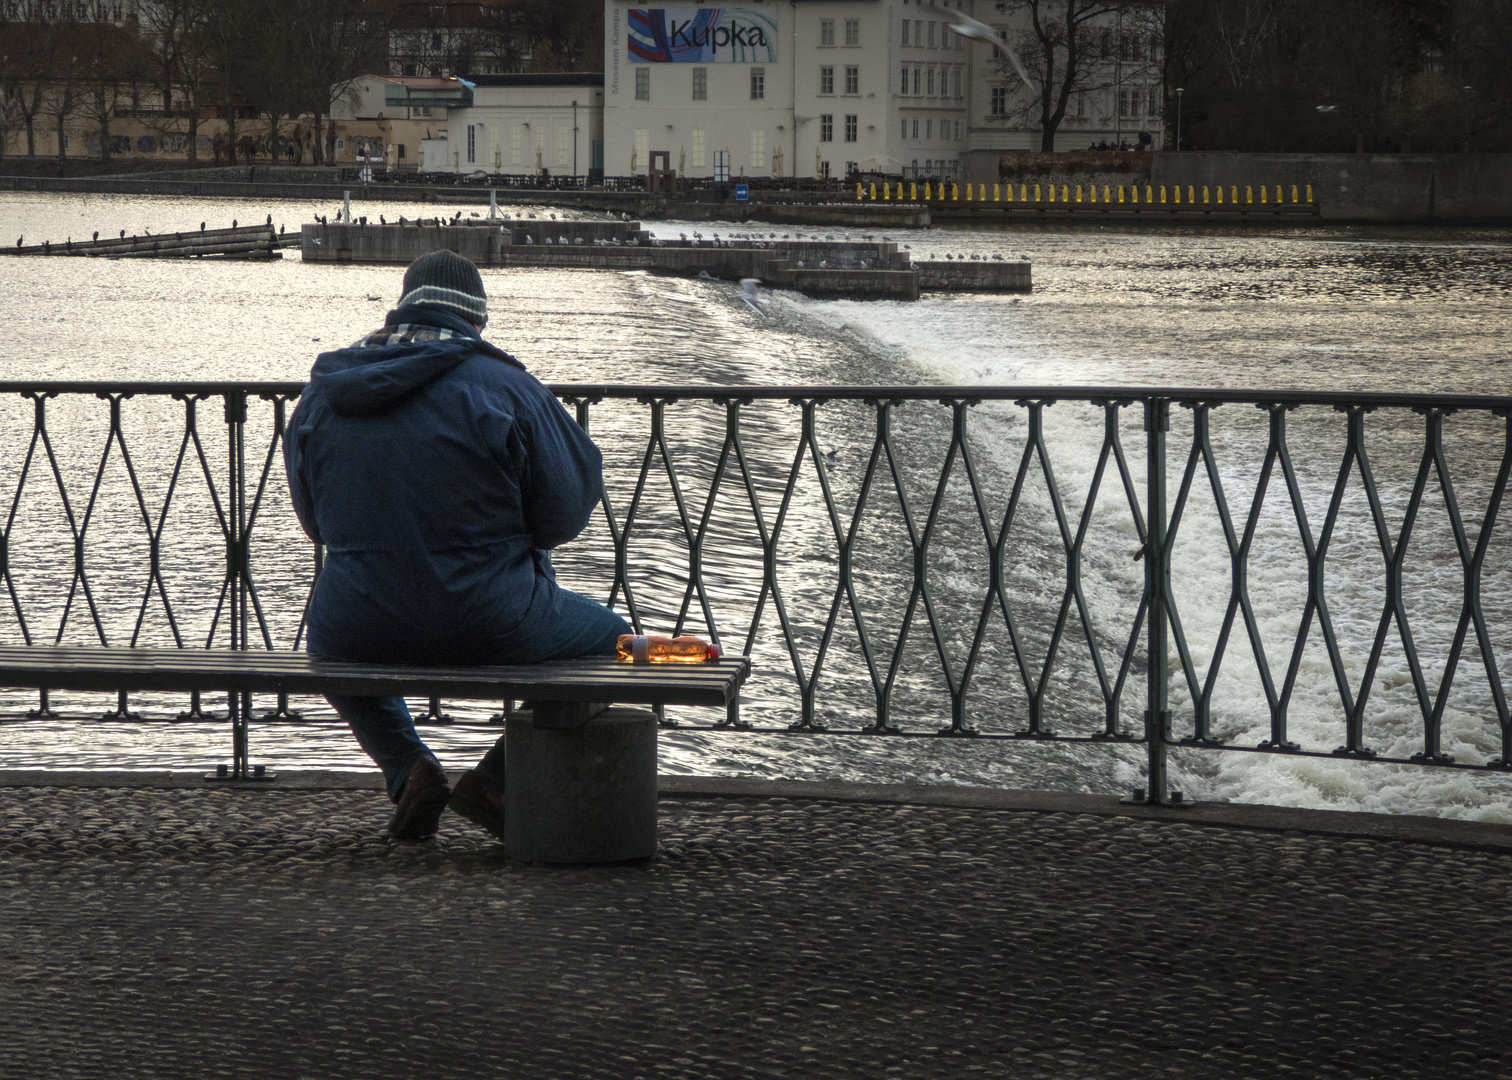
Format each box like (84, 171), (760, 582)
(466, 73), (605, 88)
(375, 76), (467, 90)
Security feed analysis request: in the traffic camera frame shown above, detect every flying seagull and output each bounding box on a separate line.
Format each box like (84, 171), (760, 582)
(739, 278), (768, 318)
(944, 6), (1033, 86)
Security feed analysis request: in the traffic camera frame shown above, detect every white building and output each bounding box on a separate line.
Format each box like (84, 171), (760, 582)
(604, 0), (952, 182)
(600, 0), (1163, 183)
(434, 74), (605, 177)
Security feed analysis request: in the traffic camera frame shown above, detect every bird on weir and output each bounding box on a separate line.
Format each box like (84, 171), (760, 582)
(119, 230), (125, 238)
(92, 232), (98, 241)
(231, 220), (236, 228)
(199, 222), (205, 231)
(266, 214), (272, 225)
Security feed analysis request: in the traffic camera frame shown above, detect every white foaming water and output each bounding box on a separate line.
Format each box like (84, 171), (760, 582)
(740, 221), (1512, 821)
(5, 193), (1512, 818)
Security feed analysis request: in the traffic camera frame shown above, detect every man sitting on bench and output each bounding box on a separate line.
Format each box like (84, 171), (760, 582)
(285, 250), (630, 840)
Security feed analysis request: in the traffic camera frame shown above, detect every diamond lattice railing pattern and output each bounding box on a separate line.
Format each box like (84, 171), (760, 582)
(0, 381), (1507, 803)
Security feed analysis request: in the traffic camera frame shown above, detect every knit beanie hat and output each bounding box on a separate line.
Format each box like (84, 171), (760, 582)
(398, 250), (488, 328)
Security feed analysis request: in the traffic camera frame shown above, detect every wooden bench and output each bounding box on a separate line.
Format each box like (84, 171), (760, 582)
(0, 644), (750, 863)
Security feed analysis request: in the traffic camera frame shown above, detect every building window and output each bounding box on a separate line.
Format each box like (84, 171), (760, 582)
(558, 127), (571, 166)
(819, 160), (831, 178)
(635, 67), (649, 101)
(912, 67), (921, 95)
(955, 120), (961, 140)
(925, 118), (932, 139)
(844, 18), (859, 46)
(751, 67), (765, 100)
(900, 65), (908, 91)
(692, 128), (706, 167)
(845, 66), (858, 94)
(821, 66), (834, 95)
(844, 114), (857, 142)
(990, 86), (1007, 116)
(994, 28), (1007, 58)
(466, 124), (475, 164)
(820, 19), (834, 46)
(901, 117), (908, 139)
(511, 125), (521, 164)
(634, 128), (648, 168)
(1148, 91), (1161, 118)
(692, 67), (707, 100)
(953, 70), (961, 98)
(912, 117), (919, 137)
(926, 68), (934, 96)
(751, 128), (766, 167)
(929, 21), (938, 47)
(901, 18), (909, 46)
(915, 20), (922, 46)
(822, 114), (834, 142)
(845, 160), (858, 176)
(1077, 93), (1087, 118)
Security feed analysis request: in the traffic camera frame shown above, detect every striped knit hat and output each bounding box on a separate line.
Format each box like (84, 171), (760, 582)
(398, 250), (488, 328)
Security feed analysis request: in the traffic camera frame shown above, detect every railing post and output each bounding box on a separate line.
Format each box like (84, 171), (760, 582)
(226, 390), (248, 779)
(1144, 397), (1171, 804)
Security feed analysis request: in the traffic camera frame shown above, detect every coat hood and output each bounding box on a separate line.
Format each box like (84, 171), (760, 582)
(310, 306), (518, 417)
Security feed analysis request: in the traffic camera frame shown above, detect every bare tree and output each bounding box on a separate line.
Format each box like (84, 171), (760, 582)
(285, 0), (387, 165)
(42, 47), (81, 164)
(5, 22), (60, 156)
(140, 0), (218, 163)
(74, 23), (147, 161)
(990, 0), (1162, 151)
(521, 0), (600, 73)
(1449, 0), (1512, 150)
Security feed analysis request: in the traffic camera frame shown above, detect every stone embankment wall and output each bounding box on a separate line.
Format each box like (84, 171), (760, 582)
(1153, 153), (1512, 224)
(965, 149), (1154, 200)
(966, 150), (1512, 223)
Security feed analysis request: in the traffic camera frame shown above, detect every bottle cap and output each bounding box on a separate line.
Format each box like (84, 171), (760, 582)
(706, 643), (722, 660)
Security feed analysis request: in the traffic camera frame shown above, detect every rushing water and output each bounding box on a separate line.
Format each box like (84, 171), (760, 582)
(3, 190), (1512, 820)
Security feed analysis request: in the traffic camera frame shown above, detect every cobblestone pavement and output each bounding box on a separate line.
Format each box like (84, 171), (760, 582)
(2, 787), (1511, 1080)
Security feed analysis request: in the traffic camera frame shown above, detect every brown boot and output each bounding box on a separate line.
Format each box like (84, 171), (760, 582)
(448, 767), (507, 841)
(387, 758), (450, 840)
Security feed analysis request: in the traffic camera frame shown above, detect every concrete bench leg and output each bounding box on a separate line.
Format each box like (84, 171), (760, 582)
(503, 706), (658, 863)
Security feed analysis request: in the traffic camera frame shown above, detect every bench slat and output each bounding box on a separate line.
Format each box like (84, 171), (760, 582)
(0, 646), (749, 708)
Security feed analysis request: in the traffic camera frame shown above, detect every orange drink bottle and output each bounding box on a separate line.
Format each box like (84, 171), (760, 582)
(616, 634), (722, 663)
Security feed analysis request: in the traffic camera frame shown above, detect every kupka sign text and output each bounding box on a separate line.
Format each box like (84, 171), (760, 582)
(627, 8), (778, 63)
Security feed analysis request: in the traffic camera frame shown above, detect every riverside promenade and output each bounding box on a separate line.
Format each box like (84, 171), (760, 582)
(2, 774), (1511, 1079)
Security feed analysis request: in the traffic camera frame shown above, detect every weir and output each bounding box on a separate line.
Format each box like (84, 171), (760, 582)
(299, 219), (1030, 299)
(0, 381), (1507, 810)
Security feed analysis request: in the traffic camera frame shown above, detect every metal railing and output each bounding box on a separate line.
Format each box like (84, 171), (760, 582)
(0, 381), (1508, 804)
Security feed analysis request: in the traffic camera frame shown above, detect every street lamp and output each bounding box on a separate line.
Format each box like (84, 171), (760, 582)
(1174, 87), (1184, 150)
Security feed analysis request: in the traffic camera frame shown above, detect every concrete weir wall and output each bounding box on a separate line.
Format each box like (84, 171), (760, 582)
(916, 260), (1031, 291)
(300, 220), (1031, 300)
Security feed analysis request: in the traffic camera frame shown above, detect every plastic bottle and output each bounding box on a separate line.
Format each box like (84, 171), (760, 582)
(616, 634), (722, 664)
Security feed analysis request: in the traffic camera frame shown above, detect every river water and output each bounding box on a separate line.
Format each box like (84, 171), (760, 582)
(3, 189), (1512, 821)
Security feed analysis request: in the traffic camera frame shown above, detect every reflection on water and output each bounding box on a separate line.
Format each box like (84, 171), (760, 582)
(3, 191), (1512, 819)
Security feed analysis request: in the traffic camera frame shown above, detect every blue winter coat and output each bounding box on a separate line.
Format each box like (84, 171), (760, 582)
(284, 305), (604, 664)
